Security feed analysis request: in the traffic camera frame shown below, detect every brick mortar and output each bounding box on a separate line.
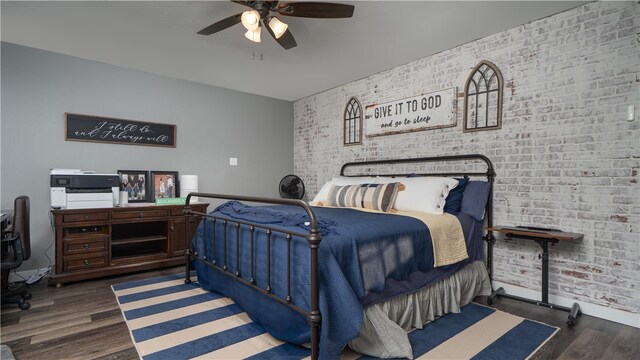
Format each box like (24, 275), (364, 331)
(294, 1), (640, 314)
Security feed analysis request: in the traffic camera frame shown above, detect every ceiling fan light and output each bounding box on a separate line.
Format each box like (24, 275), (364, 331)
(268, 16), (288, 39)
(244, 26), (261, 43)
(241, 10), (260, 31)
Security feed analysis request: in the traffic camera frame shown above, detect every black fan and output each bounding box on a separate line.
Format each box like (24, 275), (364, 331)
(279, 175), (305, 199)
(197, 1), (355, 49)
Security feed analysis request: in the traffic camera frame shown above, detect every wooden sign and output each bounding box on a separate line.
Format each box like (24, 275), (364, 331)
(65, 113), (176, 148)
(365, 88), (456, 137)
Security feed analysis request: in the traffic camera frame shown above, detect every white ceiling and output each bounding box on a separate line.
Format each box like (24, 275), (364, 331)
(1, 1), (587, 101)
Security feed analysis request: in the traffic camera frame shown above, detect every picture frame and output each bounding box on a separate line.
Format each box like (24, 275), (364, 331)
(117, 170), (149, 203)
(150, 171), (179, 201)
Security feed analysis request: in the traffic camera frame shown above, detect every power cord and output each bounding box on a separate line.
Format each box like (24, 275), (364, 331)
(11, 268), (27, 282)
(25, 210), (57, 284)
(43, 213), (54, 270)
(21, 211), (56, 285)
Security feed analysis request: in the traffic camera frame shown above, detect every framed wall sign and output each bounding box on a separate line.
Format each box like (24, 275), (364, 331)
(65, 113), (176, 147)
(364, 88), (457, 137)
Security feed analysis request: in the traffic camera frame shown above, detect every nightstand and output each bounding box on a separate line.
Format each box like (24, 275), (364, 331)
(484, 225), (583, 327)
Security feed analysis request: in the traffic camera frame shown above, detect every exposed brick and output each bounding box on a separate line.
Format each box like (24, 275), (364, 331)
(610, 214), (629, 223)
(294, 1), (640, 315)
(562, 269), (591, 279)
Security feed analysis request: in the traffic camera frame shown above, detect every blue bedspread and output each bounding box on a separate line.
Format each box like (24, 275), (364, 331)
(192, 202), (483, 359)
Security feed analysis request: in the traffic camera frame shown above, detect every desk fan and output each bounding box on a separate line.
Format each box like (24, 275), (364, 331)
(279, 175), (305, 199)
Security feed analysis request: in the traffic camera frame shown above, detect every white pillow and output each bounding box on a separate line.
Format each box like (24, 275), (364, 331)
(312, 180), (334, 203)
(331, 175), (377, 185)
(379, 176), (459, 214)
(312, 176), (377, 203)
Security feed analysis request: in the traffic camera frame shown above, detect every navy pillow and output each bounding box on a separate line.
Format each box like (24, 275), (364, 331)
(460, 181), (491, 221)
(443, 177), (469, 214)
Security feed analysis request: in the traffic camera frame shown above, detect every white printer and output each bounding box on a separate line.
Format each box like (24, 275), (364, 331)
(50, 169), (120, 209)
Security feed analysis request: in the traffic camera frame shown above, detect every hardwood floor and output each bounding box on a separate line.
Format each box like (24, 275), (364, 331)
(490, 296), (640, 360)
(2, 267), (638, 359)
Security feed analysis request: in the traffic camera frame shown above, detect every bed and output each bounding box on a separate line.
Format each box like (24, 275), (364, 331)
(184, 154), (496, 359)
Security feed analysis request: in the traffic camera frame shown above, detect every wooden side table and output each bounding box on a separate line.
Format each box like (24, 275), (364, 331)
(485, 225), (583, 327)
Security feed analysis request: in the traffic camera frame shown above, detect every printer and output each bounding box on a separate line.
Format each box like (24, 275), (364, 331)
(50, 169), (120, 209)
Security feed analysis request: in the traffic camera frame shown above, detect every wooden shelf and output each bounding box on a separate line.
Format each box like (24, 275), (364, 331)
(485, 226), (583, 241)
(111, 235), (167, 246)
(111, 250), (166, 261)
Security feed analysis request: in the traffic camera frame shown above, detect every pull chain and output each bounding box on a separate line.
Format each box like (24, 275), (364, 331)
(252, 35), (256, 60)
(248, 28), (263, 61)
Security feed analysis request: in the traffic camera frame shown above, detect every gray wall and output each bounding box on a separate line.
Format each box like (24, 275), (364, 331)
(1, 42), (294, 272)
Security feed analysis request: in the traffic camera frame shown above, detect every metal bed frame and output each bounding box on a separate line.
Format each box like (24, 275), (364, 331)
(183, 154), (495, 360)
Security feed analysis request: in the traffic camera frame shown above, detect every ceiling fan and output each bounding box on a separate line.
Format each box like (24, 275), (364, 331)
(197, 1), (355, 50)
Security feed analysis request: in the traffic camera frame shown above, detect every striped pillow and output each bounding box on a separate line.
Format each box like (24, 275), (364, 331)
(326, 183), (401, 212)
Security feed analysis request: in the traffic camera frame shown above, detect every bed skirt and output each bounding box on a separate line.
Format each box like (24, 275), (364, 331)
(349, 260), (491, 359)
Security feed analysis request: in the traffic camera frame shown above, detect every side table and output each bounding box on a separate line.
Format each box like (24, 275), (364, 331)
(485, 225), (583, 327)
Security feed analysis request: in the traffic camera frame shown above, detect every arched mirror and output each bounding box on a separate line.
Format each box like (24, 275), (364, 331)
(464, 60), (503, 132)
(344, 97), (363, 145)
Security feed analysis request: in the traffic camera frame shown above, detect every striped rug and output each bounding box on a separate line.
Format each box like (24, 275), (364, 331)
(113, 273), (558, 359)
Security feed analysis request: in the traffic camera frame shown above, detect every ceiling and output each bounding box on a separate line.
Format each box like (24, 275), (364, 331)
(1, 1), (587, 101)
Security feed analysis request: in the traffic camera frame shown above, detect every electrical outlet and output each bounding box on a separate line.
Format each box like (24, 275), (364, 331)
(627, 105), (635, 121)
(229, 157), (238, 166)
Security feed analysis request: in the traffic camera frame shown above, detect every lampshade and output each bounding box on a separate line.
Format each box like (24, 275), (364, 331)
(241, 10), (260, 31)
(268, 16), (288, 39)
(244, 26), (261, 42)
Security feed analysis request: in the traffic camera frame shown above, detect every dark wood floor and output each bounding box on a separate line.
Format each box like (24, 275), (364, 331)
(2, 267), (638, 359)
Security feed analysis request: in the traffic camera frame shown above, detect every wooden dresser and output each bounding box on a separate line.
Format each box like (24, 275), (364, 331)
(49, 203), (207, 286)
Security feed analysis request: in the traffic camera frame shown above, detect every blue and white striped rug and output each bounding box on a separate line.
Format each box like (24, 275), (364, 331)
(113, 273), (558, 359)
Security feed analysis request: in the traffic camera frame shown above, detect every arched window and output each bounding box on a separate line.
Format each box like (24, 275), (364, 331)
(344, 97), (362, 145)
(464, 60), (503, 132)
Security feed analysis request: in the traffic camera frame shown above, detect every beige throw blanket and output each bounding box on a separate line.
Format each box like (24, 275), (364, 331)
(309, 203), (469, 267)
(393, 210), (468, 267)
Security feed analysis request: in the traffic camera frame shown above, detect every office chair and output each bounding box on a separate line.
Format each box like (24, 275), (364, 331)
(1, 195), (31, 310)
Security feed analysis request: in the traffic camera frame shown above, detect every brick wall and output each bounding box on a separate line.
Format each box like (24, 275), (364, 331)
(294, 1), (640, 315)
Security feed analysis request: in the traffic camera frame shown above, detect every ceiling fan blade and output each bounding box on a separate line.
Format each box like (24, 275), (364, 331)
(276, 29), (298, 49)
(276, 2), (354, 18)
(264, 19), (297, 49)
(231, 1), (253, 8)
(197, 13), (242, 35)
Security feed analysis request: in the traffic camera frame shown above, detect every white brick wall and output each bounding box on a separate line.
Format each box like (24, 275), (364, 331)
(294, 1), (640, 315)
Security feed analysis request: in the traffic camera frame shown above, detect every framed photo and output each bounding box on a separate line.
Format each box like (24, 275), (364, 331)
(117, 170), (149, 203)
(150, 171), (179, 201)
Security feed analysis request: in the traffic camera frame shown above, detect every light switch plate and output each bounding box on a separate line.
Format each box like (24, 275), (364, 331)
(229, 157), (238, 166)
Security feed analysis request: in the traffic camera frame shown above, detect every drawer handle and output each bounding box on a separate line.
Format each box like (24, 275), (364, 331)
(84, 260), (89, 265)
(84, 243), (90, 249)
(84, 215), (89, 220)
(139, 213), (144, 218)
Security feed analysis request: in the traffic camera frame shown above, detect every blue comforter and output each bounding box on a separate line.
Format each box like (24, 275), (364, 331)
(192, 201), (483, 359)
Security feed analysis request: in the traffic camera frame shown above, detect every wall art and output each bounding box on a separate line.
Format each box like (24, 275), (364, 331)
(365, 88), (456, 137)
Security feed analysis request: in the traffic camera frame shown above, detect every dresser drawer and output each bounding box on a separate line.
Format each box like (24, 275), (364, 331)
(170, 206), (186, 216)
(111, 209), (169, 220)
(63, 236), (108, 255)
(63, 252), (108, 272)
(63, 212), (109, 223)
